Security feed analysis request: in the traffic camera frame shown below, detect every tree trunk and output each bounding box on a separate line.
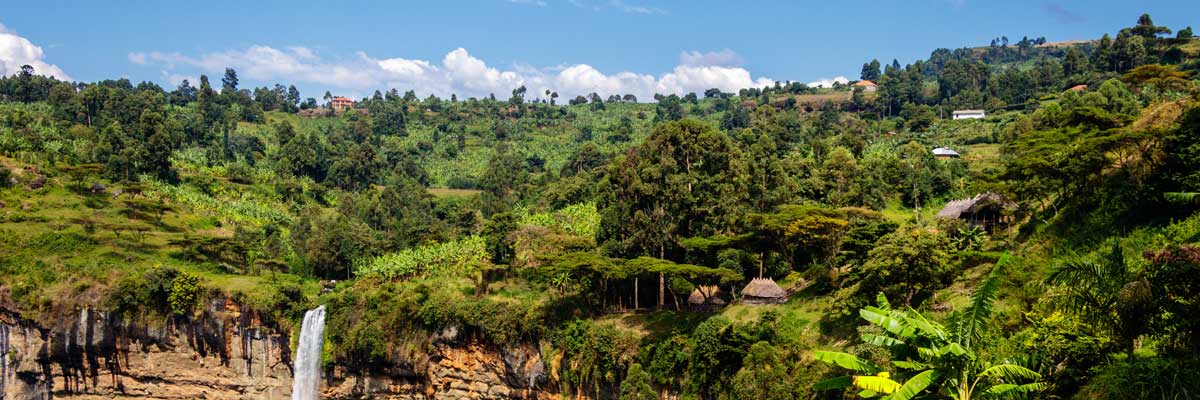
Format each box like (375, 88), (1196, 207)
(759, 252), (765, 279)
(634, 277), (639, 310)
(659, 245), (666, 308)
(659, 273), (665, 308)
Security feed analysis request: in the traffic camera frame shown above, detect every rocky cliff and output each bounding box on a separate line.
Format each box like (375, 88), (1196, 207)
(0, 297), (552, 399)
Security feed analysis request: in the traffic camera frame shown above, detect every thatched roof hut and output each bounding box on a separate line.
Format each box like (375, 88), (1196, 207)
(740, 278), (787, 305)
(936, 192), (1017, 231)
(687, 285), (727, 310)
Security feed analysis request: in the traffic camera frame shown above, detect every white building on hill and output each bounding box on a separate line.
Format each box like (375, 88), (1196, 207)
(952, 109), (986, 120)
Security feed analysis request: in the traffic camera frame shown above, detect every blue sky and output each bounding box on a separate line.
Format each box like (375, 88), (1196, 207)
(1, 0), (1196, 101)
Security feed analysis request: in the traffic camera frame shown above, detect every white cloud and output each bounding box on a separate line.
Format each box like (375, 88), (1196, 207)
(679, 49), (742, 67)
(609, 0), (664, 14)
(286, 46), (318, 60)
(0, 23), (71, 80)
(128, 52), (147, 65)
(161, 72), (198, 87)
(134, 44), (776, 101)
(808, 76), (849, 88)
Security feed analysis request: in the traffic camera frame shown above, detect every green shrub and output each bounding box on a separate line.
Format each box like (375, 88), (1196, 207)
(167, 271), (201, 316)
(1078, 357), (1200, 399)
(105, 274), (150, 315)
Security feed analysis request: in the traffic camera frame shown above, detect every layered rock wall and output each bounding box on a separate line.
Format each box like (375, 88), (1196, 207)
(0, 302), (555, 399)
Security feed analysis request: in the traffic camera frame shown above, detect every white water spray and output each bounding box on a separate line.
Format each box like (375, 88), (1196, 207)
(291, 306), (326, 400)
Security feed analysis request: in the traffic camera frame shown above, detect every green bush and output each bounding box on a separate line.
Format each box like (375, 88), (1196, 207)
(168, 271), (202, 316)
(1078, 357), (1200, 399)
(105, 274), (150, 315)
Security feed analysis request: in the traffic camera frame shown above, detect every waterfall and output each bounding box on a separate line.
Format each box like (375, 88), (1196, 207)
(1, 324), (9, 397)
(291, 306), (326, 400)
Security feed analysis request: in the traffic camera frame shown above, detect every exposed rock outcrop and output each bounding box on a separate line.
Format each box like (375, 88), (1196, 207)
(0, 300), (555, 399)
(0, 297), (293, 399)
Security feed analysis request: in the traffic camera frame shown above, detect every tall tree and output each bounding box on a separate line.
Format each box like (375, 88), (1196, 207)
(860, 59), (882, 81)
(1131, 13), (1172, 38)
(598, 119), (747, 307)
(221, 68), (239, 93)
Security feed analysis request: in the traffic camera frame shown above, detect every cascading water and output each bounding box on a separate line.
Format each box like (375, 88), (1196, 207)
(1, 324), (9, 396)
(291, 306), (326, 400)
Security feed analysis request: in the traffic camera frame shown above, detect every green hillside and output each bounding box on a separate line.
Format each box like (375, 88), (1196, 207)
(2, 13), (1200, 400)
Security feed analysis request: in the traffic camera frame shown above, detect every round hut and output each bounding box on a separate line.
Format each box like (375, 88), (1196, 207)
(687, 285), (727, 310)
(740, 278), (787, 305)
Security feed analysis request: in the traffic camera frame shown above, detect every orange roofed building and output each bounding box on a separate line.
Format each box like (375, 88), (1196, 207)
(853, 80), (877, 91)
(331, 96), (354, 111)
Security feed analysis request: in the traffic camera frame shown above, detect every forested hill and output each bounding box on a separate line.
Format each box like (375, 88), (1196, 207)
(1, 13), (1200, 400)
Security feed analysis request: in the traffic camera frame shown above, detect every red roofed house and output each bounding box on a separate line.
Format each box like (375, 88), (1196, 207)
(1068, 84), (1088, 92)
(853, 80), (878, 92)
(331, 96), (354, 111)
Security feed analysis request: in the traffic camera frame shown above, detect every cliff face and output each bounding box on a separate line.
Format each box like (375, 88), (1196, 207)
(322, 335), (551, 400)
(0, 298), (552, 399)
(0, 297), (294, 399)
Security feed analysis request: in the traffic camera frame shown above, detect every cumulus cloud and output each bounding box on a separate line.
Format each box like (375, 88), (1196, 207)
(808, 76), (849, 88)
(134, 44), (775, 101)
(679, 49), (742, 67)
(0, 23), (71, 80)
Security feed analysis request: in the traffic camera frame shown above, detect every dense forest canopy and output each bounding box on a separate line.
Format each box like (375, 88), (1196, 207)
(2, 13), (1200, 399)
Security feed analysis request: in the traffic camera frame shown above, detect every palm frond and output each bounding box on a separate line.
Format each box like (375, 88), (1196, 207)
(979, 363), (1042, 380)
(938, 342), (968, 357)
(891, 360), (932, 370)
(1164, 192), (1200, 204)
(813, 351), (884, 374)
(876, 292), (893, 310)
(954, 253), (1008, 344)
(852, 375), (901, 395)
(888, 370), (940, 400)
(861, 333), (905, 347)
(813, 376), (853, 391)
(983, 382), (1048, 396)
(904, 310), (948, 341)
(861, 306), (907, 337)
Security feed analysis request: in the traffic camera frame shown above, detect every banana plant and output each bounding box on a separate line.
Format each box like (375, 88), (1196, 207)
(813, 254), (1045, 399)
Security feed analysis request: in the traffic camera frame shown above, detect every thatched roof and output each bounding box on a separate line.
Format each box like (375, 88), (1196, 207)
(936, 192), (1017, 219)
(741, 278), (787, 299)
(687, 285), (726, 305)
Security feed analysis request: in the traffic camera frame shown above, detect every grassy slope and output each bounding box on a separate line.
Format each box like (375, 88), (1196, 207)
(0, 153), (319, 321)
